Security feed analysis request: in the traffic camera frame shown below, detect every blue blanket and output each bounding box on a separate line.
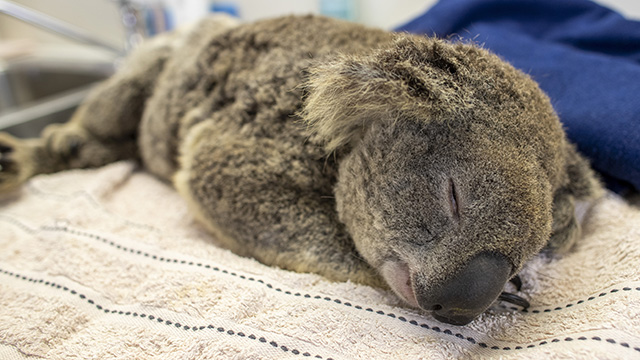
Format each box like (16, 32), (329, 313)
(397, 0), (640, 193)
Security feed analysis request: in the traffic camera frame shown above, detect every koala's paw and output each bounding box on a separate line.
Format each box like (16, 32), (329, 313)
(0, 132), (35, 193)
(546, 209), (581, 253)
(544, 191), (582, 253)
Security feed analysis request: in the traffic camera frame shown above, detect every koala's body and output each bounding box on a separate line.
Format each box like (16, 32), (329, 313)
(0, 15), (601, 325)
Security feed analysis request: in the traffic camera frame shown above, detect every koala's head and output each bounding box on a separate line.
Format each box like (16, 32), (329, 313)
(303, 35), (572, 325)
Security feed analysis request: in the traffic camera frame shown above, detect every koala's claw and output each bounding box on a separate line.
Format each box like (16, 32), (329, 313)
(0, 143), (13, 154)
(0, 146), (19, 191)
(509, 274), (523, 292)
(0, 141), (16, 175)
(0, 155), (14, 173)
(498, 275), (529, 309)
(499, 292), (530, 309)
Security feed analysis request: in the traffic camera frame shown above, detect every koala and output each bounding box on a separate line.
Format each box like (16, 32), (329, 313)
(0, 15), (601, 325)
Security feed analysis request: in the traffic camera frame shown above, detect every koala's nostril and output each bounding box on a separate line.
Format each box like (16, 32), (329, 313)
(415, 252), (512, 325)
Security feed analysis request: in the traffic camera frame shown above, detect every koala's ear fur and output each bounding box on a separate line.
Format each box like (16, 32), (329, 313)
(301, 35), (469, 153)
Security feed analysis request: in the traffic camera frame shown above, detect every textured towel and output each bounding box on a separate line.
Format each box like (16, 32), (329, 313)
(397, 0), (640, 193)
(0, 161), (639, 359)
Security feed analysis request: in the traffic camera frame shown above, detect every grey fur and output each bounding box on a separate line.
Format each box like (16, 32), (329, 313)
(0, 15), (601, 324)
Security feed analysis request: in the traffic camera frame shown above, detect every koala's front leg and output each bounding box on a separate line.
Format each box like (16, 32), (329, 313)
(174, 123), (385, 288)
(546, 191), (580, 252)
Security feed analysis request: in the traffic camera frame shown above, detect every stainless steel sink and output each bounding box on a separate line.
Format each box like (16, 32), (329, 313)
(0, 56), (115, 138)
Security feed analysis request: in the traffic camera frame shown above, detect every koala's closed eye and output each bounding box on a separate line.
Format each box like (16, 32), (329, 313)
(448, 178), (460, 221)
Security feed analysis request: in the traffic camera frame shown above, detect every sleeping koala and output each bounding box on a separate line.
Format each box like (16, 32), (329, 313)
(0, 15), (601, 325)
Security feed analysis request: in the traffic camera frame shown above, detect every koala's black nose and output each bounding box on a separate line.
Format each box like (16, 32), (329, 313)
(415, 252), (512, 326)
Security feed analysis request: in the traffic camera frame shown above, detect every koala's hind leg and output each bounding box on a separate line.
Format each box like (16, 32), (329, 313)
(0, 35), (175, 193)
(174, 122), (385, 287)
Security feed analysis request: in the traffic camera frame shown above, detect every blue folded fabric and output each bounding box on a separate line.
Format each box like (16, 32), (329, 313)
(397, 0), (640, 193)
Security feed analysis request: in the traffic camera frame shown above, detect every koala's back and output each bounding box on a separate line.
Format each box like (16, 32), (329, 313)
(138, 15), (393, 180)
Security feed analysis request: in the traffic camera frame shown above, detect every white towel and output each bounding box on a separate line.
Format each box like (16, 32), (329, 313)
(1, 161), (639, 359)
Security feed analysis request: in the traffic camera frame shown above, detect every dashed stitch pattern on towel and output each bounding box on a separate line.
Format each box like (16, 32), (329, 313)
(2, 215), (640, 355)
(0, 267), (336, 360)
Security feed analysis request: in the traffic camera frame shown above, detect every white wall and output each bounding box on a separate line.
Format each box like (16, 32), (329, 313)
(228, 0), (436, 30)
(595, 0), (640, 19)
(356, 0), (436, 29)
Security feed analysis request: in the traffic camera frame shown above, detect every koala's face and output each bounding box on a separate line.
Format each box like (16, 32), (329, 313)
(304, 34), (568, 325)
(335, 118), (555, 325)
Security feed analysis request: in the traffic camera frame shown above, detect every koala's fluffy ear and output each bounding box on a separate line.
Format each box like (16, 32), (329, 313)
(300, 53), (399, 153)
(301, 35), (467, 153)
